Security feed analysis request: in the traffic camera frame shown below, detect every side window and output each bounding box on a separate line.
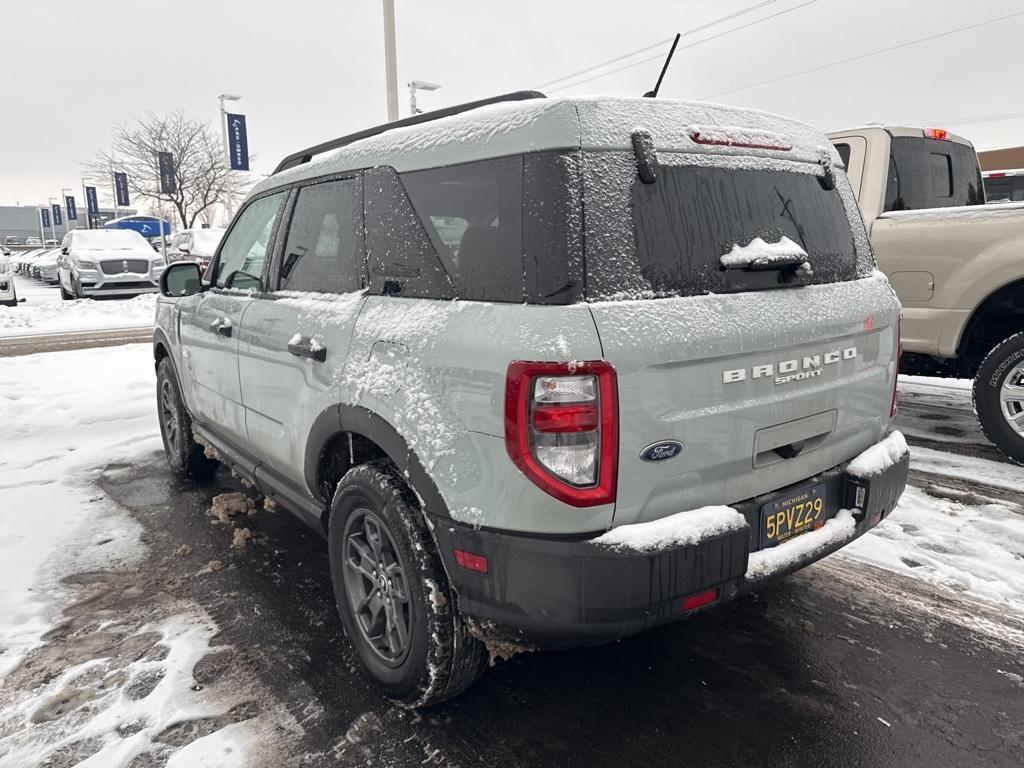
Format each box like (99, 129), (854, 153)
(363, 166), (454, 300)
(278, 178), (363, 294)
(834, 142), (851, 168)
(401, 156), (524, 302)
(214, 193), (286, 290)
(884, 154), (903, 212)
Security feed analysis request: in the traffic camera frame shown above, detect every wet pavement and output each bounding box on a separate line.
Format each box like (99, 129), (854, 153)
(87, 454), (1024, 768)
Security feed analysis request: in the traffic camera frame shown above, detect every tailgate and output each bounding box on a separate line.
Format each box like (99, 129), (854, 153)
(591, 275), (900, 527)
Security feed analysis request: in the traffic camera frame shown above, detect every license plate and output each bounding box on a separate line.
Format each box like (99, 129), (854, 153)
(760, 483), (826, 549)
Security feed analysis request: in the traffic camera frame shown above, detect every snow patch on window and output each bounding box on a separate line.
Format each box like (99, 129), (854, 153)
(719, 235), (809, 270)
(592, 506), (747, 553)
(847, 431), (908, 479)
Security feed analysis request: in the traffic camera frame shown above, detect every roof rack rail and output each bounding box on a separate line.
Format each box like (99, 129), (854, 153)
(273, 90), (546, 175)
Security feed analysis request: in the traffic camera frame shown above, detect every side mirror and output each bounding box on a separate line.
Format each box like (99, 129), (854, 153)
(179, 245), (191, 255)
(160, 261), (204, 297)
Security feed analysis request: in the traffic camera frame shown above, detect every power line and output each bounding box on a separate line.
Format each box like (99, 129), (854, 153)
(701, 10), (1024, 100)
(546, 0), (819, 94)
(535, 0), (781, 90)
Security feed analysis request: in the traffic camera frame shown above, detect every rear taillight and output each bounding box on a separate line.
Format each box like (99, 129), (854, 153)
(505, 361), (618, 507)
(891, 319), (903, 418)
(924, 128), (949, 140)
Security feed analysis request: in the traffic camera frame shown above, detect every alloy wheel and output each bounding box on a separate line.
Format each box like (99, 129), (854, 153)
(1000, 362), (1024, 437)
(160, 379), (180, 455)
(342, 508), (412, 665)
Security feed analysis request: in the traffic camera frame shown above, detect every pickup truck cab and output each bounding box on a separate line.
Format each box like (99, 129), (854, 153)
(830, 125), (1024, 463)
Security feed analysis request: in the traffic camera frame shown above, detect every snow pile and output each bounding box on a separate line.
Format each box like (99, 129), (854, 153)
(909, 445), (1021, 494)
(0, 345), (159, 679)
(746, 509), (857, 581)
(847, 485), (1024, 613)
(687, 124), (793, 151)
(719, 235), (809, 270)
(847, 430), (908, 478)
(592, 506), (747, 553)
(0, 290), (156, 337)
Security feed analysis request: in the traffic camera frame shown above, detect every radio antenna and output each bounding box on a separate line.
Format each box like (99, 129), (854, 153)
(643, 33), (681, 98)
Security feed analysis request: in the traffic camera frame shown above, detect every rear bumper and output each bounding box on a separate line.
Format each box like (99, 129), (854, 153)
(433, 442), (909, 651)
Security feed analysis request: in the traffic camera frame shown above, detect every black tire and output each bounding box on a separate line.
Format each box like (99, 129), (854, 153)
(156, 358), (218, 480)
(973, 331), (1024, 465)
(59, 280), (72, 301)
(328, 461), (487, 707)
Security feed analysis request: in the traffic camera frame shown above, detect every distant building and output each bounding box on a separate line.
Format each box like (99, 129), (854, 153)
(978, 146), (1024, 172)
(0, 205), (136, 243)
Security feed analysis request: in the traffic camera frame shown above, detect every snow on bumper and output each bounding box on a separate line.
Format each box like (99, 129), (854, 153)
(438, 433), (909, 649)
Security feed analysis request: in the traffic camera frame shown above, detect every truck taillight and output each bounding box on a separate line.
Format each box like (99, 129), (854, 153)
(924, 128), (949, 140)
(891, 320), (903, 418)
(505, 361), (618, 507)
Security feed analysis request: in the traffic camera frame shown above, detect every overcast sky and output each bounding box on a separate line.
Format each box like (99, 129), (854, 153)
(2, 0), (1022, 210)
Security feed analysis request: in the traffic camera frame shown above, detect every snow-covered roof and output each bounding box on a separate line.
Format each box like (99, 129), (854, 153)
(252, 96), (834, 197)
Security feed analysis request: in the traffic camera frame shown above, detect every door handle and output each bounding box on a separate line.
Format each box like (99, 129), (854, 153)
(288, 336), (326, 362)
(209, 317), (232, 337)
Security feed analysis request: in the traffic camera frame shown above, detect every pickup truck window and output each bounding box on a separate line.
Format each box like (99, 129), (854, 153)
(884, 136), (985, 212)
(834, 143), (852, 168)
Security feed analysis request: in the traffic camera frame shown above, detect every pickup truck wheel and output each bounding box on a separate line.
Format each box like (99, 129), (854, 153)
(328, 461), (487, 707)
(156, 358), (218, 480)
(973, 332), (1024, 465)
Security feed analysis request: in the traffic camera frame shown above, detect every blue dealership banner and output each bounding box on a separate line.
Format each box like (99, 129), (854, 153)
(226, 113), (249, 171)
(85, 186), (99, 215)
(52, 204), (63, 226)
(65, 195), (77, 220)
(41, 208), (50, 228)
(158, 152), (177, 194)
(114, 172), (130, 206)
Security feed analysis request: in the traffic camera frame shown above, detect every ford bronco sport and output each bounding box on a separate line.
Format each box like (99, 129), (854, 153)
(154, 92), (909, 706)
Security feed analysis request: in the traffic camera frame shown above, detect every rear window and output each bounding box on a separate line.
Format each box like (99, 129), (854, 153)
(884, 136), (985, 211)
(583, 152), (859, 300)
(984, 174), (1024, 203)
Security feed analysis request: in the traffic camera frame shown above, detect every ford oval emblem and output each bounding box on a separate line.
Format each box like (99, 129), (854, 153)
(640, 441), (684, 462)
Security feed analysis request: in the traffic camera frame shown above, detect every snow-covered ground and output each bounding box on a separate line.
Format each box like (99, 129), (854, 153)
(0, 346), (286, 767)
(1, 346), (1022, 764)
(0, 273), (155, 337)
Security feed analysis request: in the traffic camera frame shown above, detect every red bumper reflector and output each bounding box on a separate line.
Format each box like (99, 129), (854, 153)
(532, 402), (599, 433)
(454, 548), (489, 574)
(682, 587), (719, 612)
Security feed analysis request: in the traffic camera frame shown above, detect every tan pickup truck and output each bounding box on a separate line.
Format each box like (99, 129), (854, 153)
(829, 125), (1024, 463)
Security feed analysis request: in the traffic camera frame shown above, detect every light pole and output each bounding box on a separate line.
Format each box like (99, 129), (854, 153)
(408, 80), (441, 115)
(219, 93), (242, 221)
(382, 0), (399, 121)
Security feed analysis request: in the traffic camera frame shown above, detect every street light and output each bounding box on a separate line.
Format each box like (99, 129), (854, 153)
(219, 93), (242, 221)
(408, 80), (441, 116)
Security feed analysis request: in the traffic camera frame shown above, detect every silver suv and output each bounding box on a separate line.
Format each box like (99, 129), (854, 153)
(154, 92), (910, 706)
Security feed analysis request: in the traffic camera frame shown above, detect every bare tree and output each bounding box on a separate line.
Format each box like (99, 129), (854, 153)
(84, 111), (244, 229)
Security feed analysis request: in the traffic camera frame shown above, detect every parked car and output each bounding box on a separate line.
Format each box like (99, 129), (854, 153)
(25, 236), (42, 246)
(58, 229), (166, 300)
(155, 93), (909, 706)
(44, 238), (58, 246)
(14, 249), (44, 274)
(830, 125), (1024, 462)
(0, 259), (19, 307)
(167, 228), (225, 274)
(32, 248), (62, 282)
(4, 236), (22, 246)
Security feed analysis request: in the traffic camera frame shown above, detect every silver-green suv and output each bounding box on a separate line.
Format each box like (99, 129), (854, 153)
(154, 92), (909, 706)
